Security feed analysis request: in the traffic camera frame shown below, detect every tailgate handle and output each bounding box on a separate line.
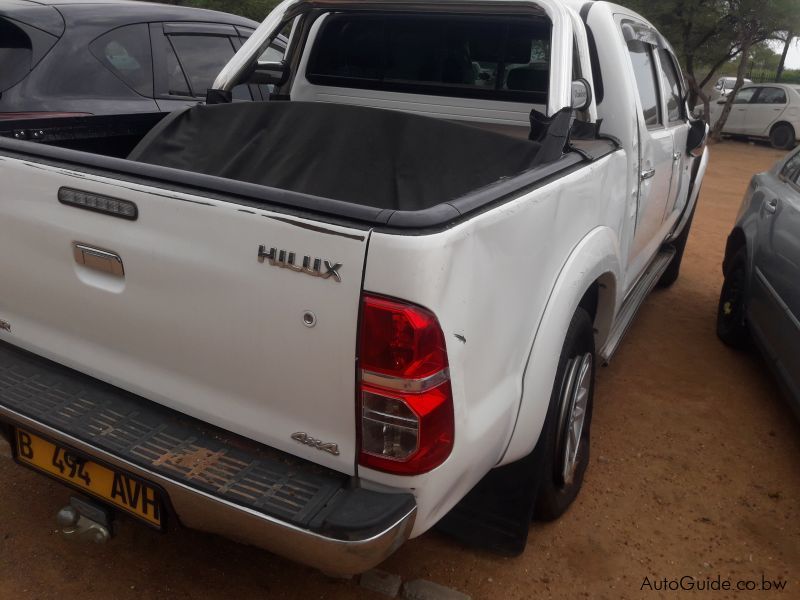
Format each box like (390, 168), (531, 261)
(73, 243), (125, 277)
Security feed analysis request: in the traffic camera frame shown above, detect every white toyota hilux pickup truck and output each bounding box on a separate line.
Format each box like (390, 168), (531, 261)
(0, 0), (708, 574)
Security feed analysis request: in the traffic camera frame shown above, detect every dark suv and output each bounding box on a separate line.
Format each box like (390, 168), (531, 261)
(0, 0), (279, 119)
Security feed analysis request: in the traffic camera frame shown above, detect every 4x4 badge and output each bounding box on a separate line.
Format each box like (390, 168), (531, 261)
(291, 432), (340, 456)
(258, 245), (342, 282)
(0, 319), (10, 332)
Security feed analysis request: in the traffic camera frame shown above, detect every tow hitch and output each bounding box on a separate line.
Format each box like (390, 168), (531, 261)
(56, 496), (113, 544)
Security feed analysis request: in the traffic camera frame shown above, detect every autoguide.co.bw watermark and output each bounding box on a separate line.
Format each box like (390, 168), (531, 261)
(641, 574), (787, 592)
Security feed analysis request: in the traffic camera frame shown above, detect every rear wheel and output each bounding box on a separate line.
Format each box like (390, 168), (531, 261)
(435, 308), (596, 553)
(717, 247), (751, 349)
(533, 307), (595, 521)
(770, 123), (796, 150)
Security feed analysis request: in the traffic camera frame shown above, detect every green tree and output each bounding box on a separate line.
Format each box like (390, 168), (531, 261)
(709, 0), (800, 141)
(155, 0), (281, 21)
(623, 0), (800, 127)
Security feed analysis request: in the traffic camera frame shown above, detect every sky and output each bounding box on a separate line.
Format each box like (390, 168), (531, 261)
(785, 44), (800, 69)
(769, 40), (800, 69)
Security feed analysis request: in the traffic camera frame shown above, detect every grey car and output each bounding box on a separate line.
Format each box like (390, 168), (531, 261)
(0, 0), (277, 119)
(718, 147), (800, 414)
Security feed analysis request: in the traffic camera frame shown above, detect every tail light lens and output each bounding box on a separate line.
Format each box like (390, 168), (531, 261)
(358, 294), (454, 475)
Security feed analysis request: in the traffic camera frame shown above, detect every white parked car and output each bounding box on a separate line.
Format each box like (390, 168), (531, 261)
(0, 0), (708, 574)
(709, 83), (800, 149)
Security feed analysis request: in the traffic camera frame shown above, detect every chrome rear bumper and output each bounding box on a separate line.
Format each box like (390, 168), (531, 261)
(0, 341), (416, 575)
(1, 406), (416, 574)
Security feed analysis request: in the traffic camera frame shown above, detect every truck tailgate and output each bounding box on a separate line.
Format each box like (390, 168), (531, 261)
(0, 156), (369, 474)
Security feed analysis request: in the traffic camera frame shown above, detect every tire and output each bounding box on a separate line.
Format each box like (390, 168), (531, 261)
(533, 307), (595, 521)
(716, 247), (751, 349)
(769, 123), (796, 150)
(657, 203), (697, 288)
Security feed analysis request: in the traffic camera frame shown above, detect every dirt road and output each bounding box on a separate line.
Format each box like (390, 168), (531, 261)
(1, 142), (798, 599)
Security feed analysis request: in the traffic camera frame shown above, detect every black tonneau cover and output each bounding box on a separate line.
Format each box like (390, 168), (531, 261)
(128, 101), (542, 211)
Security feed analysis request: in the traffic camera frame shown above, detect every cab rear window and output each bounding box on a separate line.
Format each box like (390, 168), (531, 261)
(306, 14), (551, 104)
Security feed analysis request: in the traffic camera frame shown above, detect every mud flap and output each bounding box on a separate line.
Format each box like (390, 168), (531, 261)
(435, 445), (545, 556)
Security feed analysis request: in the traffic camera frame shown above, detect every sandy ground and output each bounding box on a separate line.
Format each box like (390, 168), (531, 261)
(1, 141), (799, 599)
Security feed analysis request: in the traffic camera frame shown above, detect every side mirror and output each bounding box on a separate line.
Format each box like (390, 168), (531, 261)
(250, 60), (289, 86)
(686, 119), (709, 158)
(571, 78), (592, 111)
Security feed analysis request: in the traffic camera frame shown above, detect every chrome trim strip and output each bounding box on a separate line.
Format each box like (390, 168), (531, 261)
(361, 368), (450, 392)
(0, 405), (416, 575)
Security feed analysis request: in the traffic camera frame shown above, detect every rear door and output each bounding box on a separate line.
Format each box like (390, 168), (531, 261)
(655, 46), (690, 219)
(742, 86), (788, 136)
(621, 20), (674, 277)
(725, 87), (758, 134)
(750, 152), (800, 404)
(0, 157), (369, 474)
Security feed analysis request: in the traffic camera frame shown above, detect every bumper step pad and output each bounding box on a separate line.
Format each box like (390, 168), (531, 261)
(0, 341), (413, 537)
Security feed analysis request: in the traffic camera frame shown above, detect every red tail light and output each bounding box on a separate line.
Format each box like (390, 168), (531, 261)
(358, 294), (454, 475)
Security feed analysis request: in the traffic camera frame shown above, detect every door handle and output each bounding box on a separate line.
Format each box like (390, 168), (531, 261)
(764, 198), (779, 214)
(640, 168), (656, 181)
(73, 243), (125, 277)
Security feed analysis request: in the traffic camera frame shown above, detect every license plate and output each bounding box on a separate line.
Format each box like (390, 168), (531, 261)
(14, 429), (163, 528)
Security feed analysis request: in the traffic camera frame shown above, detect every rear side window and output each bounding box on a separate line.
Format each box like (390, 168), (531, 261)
(733, 88), (757, 104)
(168, 34), (235, 97)
(781, 151), (800, 184)
(625, 38), (661, 128)
(307, 14), (551, 104)
(755, 87), (787, 104)
(657, 48), (684, 123)
(0, 18), (34, 91)
(165, 42), (191, 96)
(90, 24), (154, 97)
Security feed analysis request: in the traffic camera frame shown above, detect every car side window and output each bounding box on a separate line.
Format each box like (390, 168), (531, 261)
(0, 18), (34, 92)
(625, 38), (662, 128)
(260, 45), (286, 62)
(781, 152), (800, 184)
(733, 88), (757, 104)
(164, 42), (191, 96)
(167, 34), (236, 97)
(657, 48), (684, 123)
(90, 24), (154, 97)
(755, 87), (787, 105)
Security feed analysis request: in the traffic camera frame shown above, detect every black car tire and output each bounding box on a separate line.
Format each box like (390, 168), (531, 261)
(657, 203), (697, 288)
(533, 307), (595, 521)
(717, 247), (751, 349)
(770, 123), (796, 150)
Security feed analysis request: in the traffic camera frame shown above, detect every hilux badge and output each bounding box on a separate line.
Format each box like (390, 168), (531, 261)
(258, 245), (342, 282)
